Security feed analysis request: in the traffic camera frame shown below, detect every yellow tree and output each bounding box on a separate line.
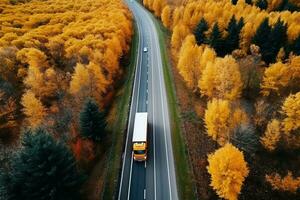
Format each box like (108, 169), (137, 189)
(199, 56), (243, 100)
(21, 90), (46, 128)
(69, 62), (108, 105)
(260, 62), (290, 96)
(152, 0), (166, 17)
(207, 143), (249, 200)
(161, 5), (171, 29)
(281, 92), (300, 133)
(0, 91), (17, 132)
(260, 119), (281, 151)
(171, 23), (190, 56)
(266, 172), (300, 193)
(204, 99), (248, 146)
(177, 35), (203, 91)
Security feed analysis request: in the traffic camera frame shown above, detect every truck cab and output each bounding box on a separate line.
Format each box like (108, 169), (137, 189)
(132, 112), (148, 161)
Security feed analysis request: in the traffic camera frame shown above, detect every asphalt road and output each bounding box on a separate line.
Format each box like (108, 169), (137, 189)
(118, 1), (179, 200)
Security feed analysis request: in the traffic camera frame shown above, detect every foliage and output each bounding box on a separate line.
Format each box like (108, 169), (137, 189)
(0, 128), (84, 200)
(224, 15), (244, 55)
(208, 23), (225, 56)
(281, 92), (300, 133)
(207, 143), (249, 200)
(266, 172), (300, 193)
(204, 99), (248, 146)
(199, 56), (243, 100)
(256, 0), (268, 10)
(161, 5), (172, 29)
(21, 90), (46, 128)
(193, 18), (208, 46)
(79, 98), (106, 142)
(260, 119), (281, 151)
(0, 90), (17, 137)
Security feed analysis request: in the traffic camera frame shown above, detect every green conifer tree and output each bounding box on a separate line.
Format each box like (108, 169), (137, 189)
(79, 98), (106, 142)
(256, 0), (268, 10)
(0, 128), (84, 200)
(225, 15), (244, 54)
(231, 0), (238, 5)
(193, 18), (209, 45)
(209, 23), (225, 56)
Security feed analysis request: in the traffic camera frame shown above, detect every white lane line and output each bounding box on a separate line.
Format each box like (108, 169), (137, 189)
(148, 18), (157, 200)
(118, 2), (143, 199)
(145, 161), (147, 168)
(144, 189), (146, 199)
(127, 153), (134, 200)
(151, 16), (172, 199)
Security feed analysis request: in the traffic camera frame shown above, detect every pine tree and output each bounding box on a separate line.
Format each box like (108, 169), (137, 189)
(193, 18), (208, 46)
(267, 19), (288, 64)
(252, 18), (272, 63)
(245, 0), (253, 5)
(292, 35), (300, 55)
(224, 15), (244, 55)
(79, 98), (106, 142)
(209, 23), (225, 56)
(0, 128), (84, 200)
(256, 0), (268, 10)
(231, 0), (238, 5)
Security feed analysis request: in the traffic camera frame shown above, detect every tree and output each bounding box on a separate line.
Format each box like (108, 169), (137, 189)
(260, 61), (289, 96)
(224, 16), (244, 54)
(207, 143), (249, 200)
(199, 56), (243, 100)
(231, 0), (238, 5)
(0, 128), (84, 200)
(209, 23), (225, 56)
(0, 90), (17, 137)
(193, 18), (208, 45)
(79, 98), (106, 142)
(177, 35), (203, 91)
(161, 5), (171, 29)
(291, 35), (300, 55)
(171, 23), (190, 54)
(21, 90), (46, 128)
(252, 18), (271, 61)
(282, 92), (300, 133)
(260, 119), (281, 151)
(256, 0), (268, 10)
(204, 99), (248, 146)
(266, 172), (300, 193)
(245, 0), (252, 5)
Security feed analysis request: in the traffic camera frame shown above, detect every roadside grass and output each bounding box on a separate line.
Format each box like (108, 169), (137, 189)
(148, 13), (197, 200)
(101, 21), (138, 200)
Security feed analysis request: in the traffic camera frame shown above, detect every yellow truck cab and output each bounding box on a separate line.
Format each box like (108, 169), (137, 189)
(132, 113), (148, 161)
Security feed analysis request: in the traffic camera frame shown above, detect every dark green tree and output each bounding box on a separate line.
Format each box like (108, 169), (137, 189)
(252, 18), (271, 63)
(193, 18), (209, 45)
(0, 128), (84, 200)
(224, 15), (244, 55)
(209, 23), (225, 56)
(267, 18), (287, 63)
(292, 35), (300, 55)
(231, 0), (238, 5)
(245, 0), (252, 5)
(276, 0), (300, 12)
(256, 0), (268, 10)
(79, 98), (106, 142)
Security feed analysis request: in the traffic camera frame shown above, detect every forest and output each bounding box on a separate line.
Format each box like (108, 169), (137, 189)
(0, 0), (132, 198)
(143, 0), (300, 199)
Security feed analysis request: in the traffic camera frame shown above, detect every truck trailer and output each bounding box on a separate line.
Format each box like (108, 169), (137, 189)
(132, 112), (148, 161)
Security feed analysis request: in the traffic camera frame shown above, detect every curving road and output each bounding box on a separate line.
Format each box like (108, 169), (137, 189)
(118, 0), (179, 200)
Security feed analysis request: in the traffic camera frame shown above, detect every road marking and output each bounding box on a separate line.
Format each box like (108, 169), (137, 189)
(144, 189), (146, 199)
(127, 153), (134, 200)
(149, 21), (157, 200)
(145, 161), (147, 168)
(118, 4), (143, 199)
(152, 17), (172, 199)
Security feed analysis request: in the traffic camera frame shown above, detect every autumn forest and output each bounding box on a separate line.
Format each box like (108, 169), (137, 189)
(0, 0), (300, 199)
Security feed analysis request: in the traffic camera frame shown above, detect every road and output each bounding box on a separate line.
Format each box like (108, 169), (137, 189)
(118, 0), (179, 200)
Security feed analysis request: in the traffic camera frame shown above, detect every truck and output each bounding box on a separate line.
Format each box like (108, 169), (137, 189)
(132, 112), (148, 161)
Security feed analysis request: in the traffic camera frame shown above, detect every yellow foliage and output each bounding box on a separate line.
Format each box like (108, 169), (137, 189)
(281, 92), (300, 133)
(260, 119), (281, 151)
(161, 5), (172, 28)
(199, 55), (243, 100)
(69, 62), (109, 106)
(171, 23), (190, 55)
(21, 90), (46, 128)
(207, 143), (249, 200)
(0, 91), (17, 130)
(260, 62), (290, 96)
(266, 172), (300, 193)
(204, 99), (248, 145)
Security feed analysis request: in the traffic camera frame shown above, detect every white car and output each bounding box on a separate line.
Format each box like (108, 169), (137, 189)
(143, 47), (148, 52)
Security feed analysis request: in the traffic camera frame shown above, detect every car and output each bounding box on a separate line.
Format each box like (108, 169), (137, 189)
(143, 47), (148, 52)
